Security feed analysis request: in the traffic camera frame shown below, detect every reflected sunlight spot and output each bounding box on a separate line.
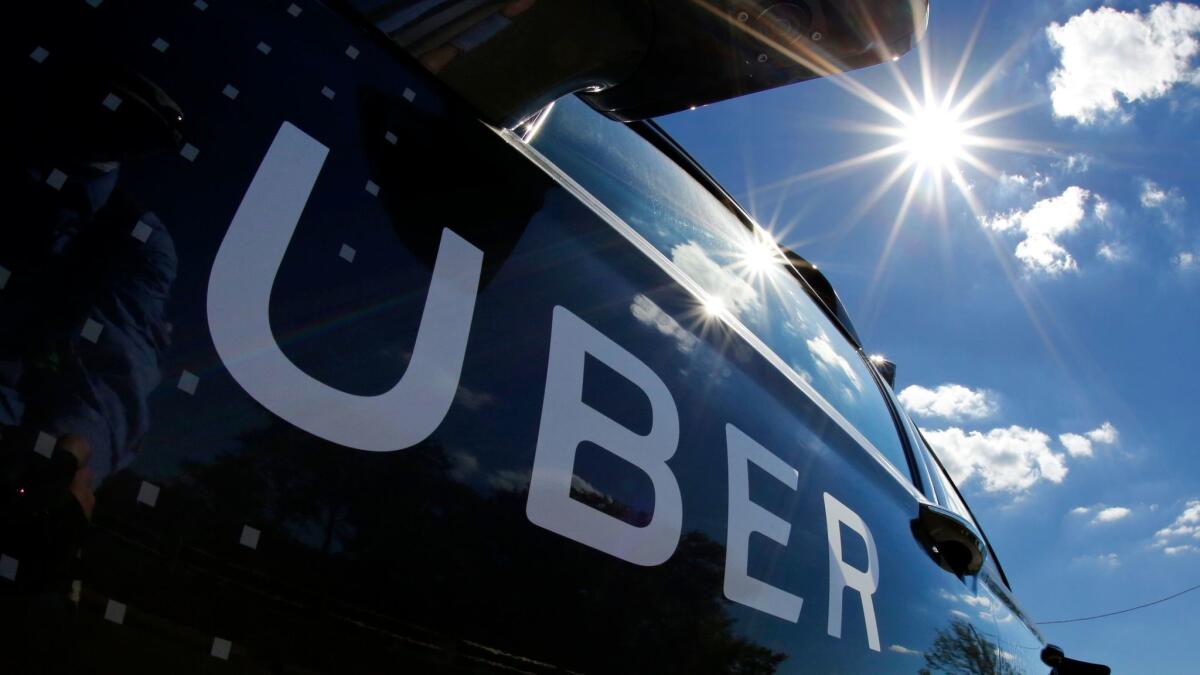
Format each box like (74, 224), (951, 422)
(737, 233), (780, 279)
(702, 294), (728, 317)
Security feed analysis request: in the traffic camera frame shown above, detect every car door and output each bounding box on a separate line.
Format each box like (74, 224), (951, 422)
(4, 1), (1002, 673)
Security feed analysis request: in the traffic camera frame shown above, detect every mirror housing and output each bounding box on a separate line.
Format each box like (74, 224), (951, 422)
(586, 0), (930, 120)
(1041, 644), (1112, 675)
(357, 0), (929, 127)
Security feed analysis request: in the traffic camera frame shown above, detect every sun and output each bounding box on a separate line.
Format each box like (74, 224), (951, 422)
(900, 102), (966, 174)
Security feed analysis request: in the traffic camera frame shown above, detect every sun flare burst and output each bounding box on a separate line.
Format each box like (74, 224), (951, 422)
(728, 3), (1064, 337)
(899, 102), (967, 174)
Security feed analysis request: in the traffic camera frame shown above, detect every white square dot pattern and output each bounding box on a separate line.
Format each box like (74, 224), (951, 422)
(222, 84), (239, 100)
(0, 555), (17, 581)
(345, 45), (359, 60)
(137, 481), (160, 507)
(81, 319), (104, 343)
(180, 143), (199, 162)
(102, 93), (122, 111)
(339, 244), (356, 263)
(287, 3), (302, 17)
(178, 371), (199, 395)
(0, 266), (10, 290)
(30, 46), (49, 63)
(34, 432), (56, 458)
(194, 0), (208, 10)
(403, 88), (416, 102)
(321, 86), (335, 100)
(257, 42), (272, 55)
(365, 180), (380, 196)
(152, 37), (170, 52)
(47, 169), (68, 191)
(240, 525), (260, 549)
(211, 637), (232, 660)
(384, 131), (398, 145)
(104, 599), (126, 624)
(131, 220), (153, 242)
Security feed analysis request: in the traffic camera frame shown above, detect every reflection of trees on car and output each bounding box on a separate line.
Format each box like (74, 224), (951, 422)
(87, 417), (786, 673)
(920, 619), (1024, 675)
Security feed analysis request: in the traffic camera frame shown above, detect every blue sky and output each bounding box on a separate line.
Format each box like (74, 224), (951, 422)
(660, 1), (1200, 672)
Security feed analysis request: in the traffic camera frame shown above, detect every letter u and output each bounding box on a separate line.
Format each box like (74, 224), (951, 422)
(207, 122), (483, 451)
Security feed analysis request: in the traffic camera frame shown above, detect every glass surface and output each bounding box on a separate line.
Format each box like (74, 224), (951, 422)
(530, 96), (913, 479)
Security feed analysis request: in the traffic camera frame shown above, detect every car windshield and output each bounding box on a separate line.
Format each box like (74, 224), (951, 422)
(528, 95), (912, 480)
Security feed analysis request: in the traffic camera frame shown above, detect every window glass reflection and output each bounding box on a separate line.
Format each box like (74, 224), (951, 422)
(530, 96), (911, 477)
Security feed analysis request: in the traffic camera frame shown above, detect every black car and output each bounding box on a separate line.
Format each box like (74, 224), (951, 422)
(1, 1), (1107, 673)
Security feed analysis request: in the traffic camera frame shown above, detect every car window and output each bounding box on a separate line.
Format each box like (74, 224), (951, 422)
(529, 95), (913, 480)
(922, 436), (977, 528)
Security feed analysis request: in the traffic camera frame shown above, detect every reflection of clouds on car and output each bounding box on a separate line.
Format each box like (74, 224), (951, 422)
(629, 294), (698, 354)
(670, 241), (762, 318)
(806, 330), (863, 401)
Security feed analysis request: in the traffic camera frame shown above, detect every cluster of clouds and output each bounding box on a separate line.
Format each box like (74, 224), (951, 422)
(1070, 503), (1132, 525)
(1068, 499), (1200, 558)
(899, 382), (1118, 493)
(974, 4), (1200, 276)
(1047, 2), (1200, 125)
(1152, 500), (1200, 555)
(981, 185), (1104, 275)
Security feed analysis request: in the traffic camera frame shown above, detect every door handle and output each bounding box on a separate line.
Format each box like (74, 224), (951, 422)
(912, 503), (987, 576)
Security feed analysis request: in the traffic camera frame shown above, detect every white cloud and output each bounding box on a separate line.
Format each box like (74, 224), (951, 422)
(1097, 241), (1129, 263)
(923, 425), (1068, 493)
(1071, 506), (1091, 515)
(1047, 3), (1200, 124)
(1000, 172), (1050, 191)
(1155, 500), (1200, 540)
(898, 383), (997, 421)
(981, 187), (1094, 275)
(888, 645), (922, 656)
(1058, 153), (1093, 173)
(1141, 180), (1172, 208)
(1164, 545), (1196, 555)
(1071, 552), (1121, 569)
(1058, 422), (1118, 458)
(1175, 251), (1197, 269)
(1093, 506), (1132, 523)
(1059, 432), (1094, 458)
(1086, 421), (1119, 445)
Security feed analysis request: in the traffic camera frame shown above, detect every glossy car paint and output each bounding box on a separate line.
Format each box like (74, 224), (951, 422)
(0, 1), (1045, 672)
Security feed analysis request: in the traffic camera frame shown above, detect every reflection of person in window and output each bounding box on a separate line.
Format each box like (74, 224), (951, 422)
(0, 57), (182, 667)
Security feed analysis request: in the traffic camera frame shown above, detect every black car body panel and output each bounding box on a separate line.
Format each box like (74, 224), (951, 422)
(0, 1), (1054, 673)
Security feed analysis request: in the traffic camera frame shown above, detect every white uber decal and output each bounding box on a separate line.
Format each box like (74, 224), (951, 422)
(824, 492), (881, 651)
(724, 424), (803, 622)
(208, 122), (483, 451)
(526, 306), (683, 566)
(206, 124), (893, 648)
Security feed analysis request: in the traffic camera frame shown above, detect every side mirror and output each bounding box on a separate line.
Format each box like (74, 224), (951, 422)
(869, 354), (896, 388)
(1041, 644), (1112, 675)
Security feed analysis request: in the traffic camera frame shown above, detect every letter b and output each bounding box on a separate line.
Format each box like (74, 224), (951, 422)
(526, 306), (682, 566)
